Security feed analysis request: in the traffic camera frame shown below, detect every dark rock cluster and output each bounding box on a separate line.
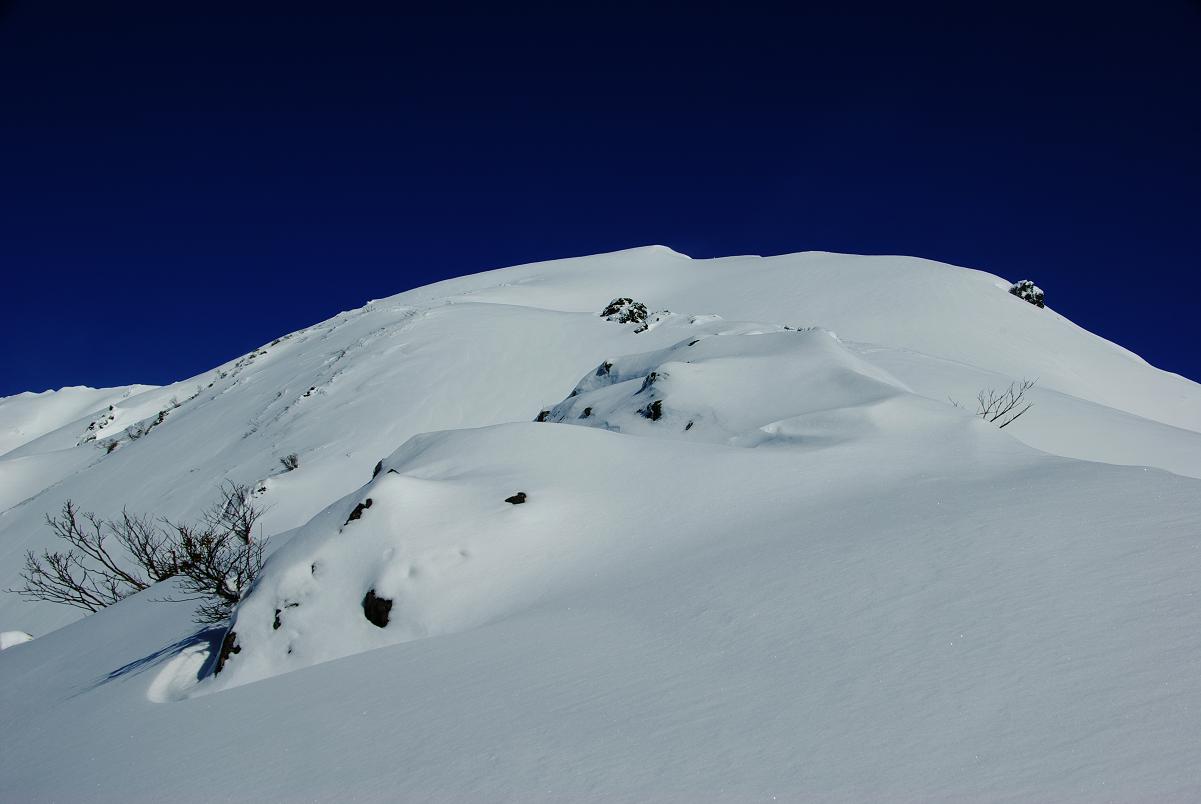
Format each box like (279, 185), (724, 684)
(1009, 280), (1045, 308)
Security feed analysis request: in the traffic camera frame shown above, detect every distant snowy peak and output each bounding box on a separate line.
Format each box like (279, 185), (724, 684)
(0, 384), (156, 457)
(429, 249), (1199, 433)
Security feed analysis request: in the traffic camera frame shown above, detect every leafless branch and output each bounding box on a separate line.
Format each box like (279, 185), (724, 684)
(975, 379), (1036, 429)
(8, 483), (267, 624)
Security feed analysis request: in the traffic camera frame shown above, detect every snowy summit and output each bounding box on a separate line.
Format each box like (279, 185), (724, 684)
(2, 247), (1201, 800)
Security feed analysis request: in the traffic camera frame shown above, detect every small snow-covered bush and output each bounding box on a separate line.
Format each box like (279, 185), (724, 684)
(1009, 280), (1045, 308)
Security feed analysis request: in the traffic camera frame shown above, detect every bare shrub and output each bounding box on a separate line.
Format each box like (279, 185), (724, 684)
(10, 505), (178, 613)
(9, 482), (266, 624)
(975, 379), (1035, 429)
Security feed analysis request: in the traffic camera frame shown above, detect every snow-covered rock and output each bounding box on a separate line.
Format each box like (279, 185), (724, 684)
(1009, 278), (1046, 307)
(543, 323), (925, 445)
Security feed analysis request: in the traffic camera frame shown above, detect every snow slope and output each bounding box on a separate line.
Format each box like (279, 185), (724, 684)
(0, 384), (155, 458)
(2, 246), (1200, 800)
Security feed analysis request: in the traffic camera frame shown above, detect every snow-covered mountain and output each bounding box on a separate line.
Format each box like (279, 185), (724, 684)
(3, 247), (1200, 800)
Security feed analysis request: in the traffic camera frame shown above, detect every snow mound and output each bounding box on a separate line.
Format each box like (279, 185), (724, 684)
(544, 322), (926, 446)
(211, 329), (985, 688)
(0, 631), (33, 651)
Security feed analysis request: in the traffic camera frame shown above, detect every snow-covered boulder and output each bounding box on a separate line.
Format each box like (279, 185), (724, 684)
(1009, 279), (1045, 308)
(599, 297), (648, 326)
(599, 297), (675, 333)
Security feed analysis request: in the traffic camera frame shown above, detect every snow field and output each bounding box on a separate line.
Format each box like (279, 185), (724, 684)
(2, 246), (1201, 799)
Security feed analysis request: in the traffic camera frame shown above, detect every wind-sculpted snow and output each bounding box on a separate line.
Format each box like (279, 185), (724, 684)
(6, 247), (1201, 636)
(9, 387), (1201, 801)
(543, 323), (933, 446)
(211, 325), (950, 687)
(211, 406), (996, 688)
(5, 246), (1201, 799)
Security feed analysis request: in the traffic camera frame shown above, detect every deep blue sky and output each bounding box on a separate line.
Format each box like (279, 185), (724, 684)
(2, 1), (1198, 396)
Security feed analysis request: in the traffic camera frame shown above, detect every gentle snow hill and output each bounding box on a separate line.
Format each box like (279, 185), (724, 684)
(0, 384), (159, 515)
(214, 324), (959, 687)
(3, 246), (1201, 800)
(415, 247), (1201, 432)
(3, 246), (1201, 638)
(4, 382), (1201, 800)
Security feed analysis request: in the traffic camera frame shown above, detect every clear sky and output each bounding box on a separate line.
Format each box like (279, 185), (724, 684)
(2, 1), (1198, 396)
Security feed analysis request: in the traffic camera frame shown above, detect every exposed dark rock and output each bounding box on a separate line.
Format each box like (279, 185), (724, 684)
(642, 400), (663, 421)
(685, 420), (694, 431)
(272, 602), (299, 630)
(637, 372), (659, 394)
(344, 498), (373, 526)
(214, 629), (240, 674)
(505, 492), (527, 505)
(535, 410), (550, 422)
(371, 460), (383, 479)
(580, 407), (592, 419)
(600, 298), (648, 325)
(596, 361), (613, 377)
(1008, 280), (1045, 308)
(362, 590), (393, 628)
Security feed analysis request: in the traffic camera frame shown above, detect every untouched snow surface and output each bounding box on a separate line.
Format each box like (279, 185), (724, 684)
(0, 630), (32, 650)
(2, 247), (1201, 800)
(0, 384), (155, 457)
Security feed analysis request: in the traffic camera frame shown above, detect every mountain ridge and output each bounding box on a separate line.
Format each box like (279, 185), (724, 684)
(2, 247), (1200, 799)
